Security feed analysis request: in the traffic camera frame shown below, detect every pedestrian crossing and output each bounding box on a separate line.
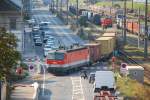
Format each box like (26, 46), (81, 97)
(71, 77), (85, 100)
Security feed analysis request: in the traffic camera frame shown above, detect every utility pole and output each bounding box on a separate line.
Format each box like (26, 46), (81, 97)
(123, 0), (127, 45)
(112, 0), (113, 7)
(76, 0), (79, 26)
(67, 0), (69, 25)
(132, 0), (133, 12)
(60, 0), (62, 15)
(144, 0), (148, 58)
(56, 0), (58, 14)
(138, 8), (141, 49)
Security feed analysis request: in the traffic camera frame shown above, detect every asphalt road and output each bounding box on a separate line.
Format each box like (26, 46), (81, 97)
(23, 0), (87, 100)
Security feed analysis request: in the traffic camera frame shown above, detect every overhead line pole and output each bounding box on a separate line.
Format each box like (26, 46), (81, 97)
(138, 8), (141, 49)
(132, 0), (133, 12)
(144, 0), (148, 58)
(123, 0), (127, 45)
(67, 0), (69, 25)
(76, 0), (79, 26)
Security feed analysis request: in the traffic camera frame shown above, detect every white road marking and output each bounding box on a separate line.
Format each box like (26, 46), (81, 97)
(71, 77), (85, 100)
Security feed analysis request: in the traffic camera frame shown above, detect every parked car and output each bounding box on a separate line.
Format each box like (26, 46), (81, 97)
(32, 25), (40, 31)
(44, 45), (52, 56)
(43, 32), (54, 43)
(33, 35), (41, 42)
(39, 21), (50, 30)
(35, 38), (42, 46)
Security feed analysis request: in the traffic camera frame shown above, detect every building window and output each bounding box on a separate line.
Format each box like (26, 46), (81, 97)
(10, 18), (16, 30)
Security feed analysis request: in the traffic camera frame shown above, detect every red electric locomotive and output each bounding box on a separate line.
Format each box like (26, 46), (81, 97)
(46, 47), (89, 75)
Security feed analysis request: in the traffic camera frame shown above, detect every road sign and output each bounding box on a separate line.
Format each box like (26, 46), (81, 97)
(120, 63), (127, 75)
(29, 65), (34, 73)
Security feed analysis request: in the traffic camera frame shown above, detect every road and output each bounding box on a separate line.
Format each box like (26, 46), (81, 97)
(23, 0), (88, 100)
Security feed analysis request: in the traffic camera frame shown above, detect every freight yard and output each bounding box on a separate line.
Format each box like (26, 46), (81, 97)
(1, 0), (150, 100)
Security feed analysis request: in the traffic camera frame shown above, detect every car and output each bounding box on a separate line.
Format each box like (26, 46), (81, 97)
(27, 19), (35, 24)
(35, 38), (42, 46)
(43, 35), (54, 43)
(48, 36), (54, 40)
(89, 72), (95, 84)
(33, 35), (41, 42)
(40, 21), (50, 26)
(51, 45), (59, 50)
(32, 25), (40, 31)
(46, 41), (54, 45)
(32, 31), (39, 36)
(42, 30), (53, 37)
(39, 21), (50, 30)
(44, 45), (52, 56)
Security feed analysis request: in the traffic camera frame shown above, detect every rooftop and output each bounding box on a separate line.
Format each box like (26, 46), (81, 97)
(127, 66), (144, 70)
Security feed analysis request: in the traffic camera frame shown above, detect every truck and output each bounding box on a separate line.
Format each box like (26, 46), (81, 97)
(93, 71), (115, 93)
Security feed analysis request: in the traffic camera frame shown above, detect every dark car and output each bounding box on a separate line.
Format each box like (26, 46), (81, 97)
(35, 38), (42, 46)
(33, 34), (41, 42)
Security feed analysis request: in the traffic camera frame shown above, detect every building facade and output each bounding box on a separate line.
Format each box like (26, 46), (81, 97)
(0, 0), (24, 52)
(0, 0), (23, 30)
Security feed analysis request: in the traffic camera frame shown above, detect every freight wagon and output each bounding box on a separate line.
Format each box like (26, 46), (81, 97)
(68, 6), (113, 27)
(101, 18), (113, 28)
(84, 43), (101, 64)
(116, 20), (150, 39)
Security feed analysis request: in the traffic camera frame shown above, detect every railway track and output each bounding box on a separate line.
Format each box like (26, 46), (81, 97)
(119, 50), (150, 81)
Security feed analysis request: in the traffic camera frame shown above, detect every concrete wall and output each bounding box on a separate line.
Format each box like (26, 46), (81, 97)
(0, 11), (23, 31)
(0, 11), (24, 52)
(1, 83), (6, 100)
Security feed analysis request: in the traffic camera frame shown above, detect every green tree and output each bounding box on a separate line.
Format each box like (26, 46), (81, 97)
(0, 27), (21, 100)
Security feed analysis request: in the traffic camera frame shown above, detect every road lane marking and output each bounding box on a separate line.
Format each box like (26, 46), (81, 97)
(71, 77), (85, 100)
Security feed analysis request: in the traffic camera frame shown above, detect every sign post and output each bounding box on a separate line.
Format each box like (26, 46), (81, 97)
(112, 56), (116, 71)
(120, 63), (127, 75)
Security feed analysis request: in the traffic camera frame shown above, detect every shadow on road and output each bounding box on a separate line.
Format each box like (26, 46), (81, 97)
(39, 88), (52, 100)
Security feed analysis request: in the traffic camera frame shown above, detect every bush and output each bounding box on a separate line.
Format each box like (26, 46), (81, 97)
(20, 63), (28, 70)
(9, 70), (27, 82)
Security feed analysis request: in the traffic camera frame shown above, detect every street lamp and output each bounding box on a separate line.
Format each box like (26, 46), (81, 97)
(123, 0), (127, 45)
(144, 0), (148, 58)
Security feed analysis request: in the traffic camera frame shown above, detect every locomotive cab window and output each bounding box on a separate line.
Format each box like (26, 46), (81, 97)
(47, 53), (55, 60)
(47, 52), (64, 60)
(55, 52), (64, 60)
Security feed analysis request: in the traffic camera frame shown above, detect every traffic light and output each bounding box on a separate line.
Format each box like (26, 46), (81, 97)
(16, 67), (23, 75)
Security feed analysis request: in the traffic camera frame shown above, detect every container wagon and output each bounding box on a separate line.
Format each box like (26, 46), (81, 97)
(102, 33), (117, 49)
(96, 37), (115, 60)
(46, 47), (89, 75)
(101, 18), (113, 28)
